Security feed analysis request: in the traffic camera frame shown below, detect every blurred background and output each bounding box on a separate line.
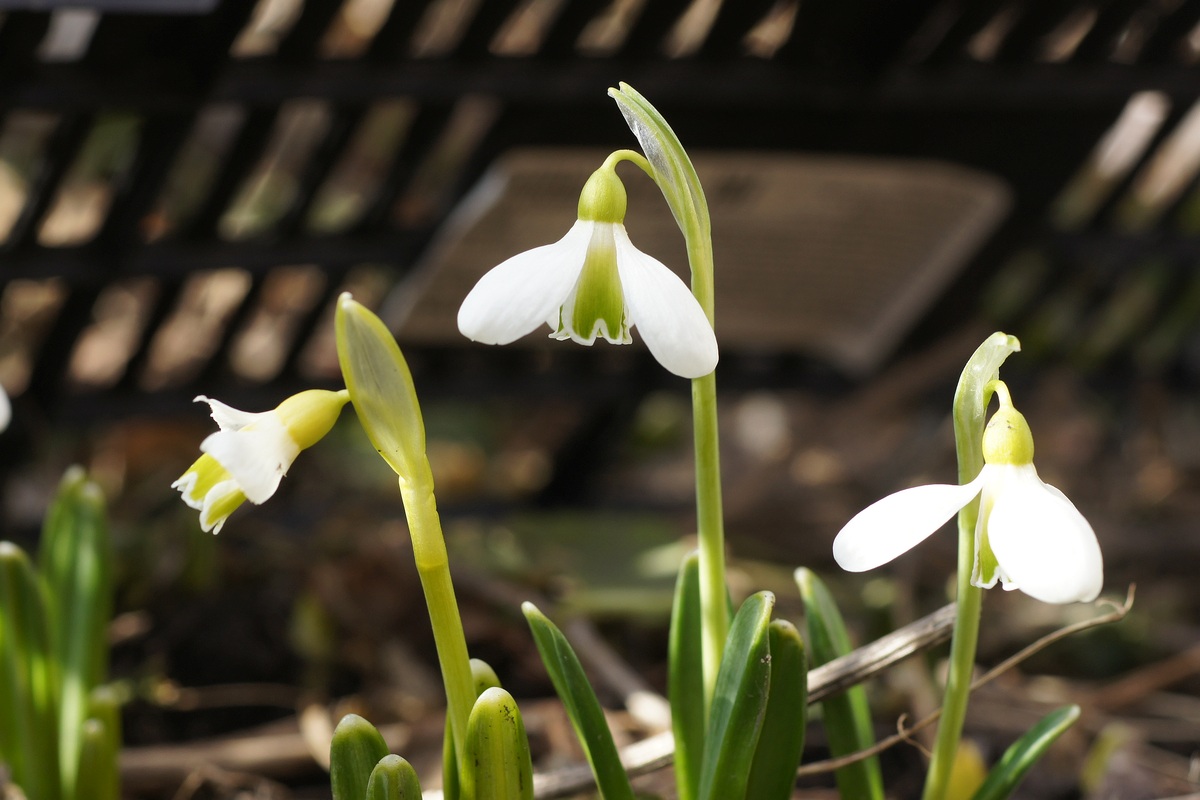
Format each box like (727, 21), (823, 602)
(1, 0), (1199, 797)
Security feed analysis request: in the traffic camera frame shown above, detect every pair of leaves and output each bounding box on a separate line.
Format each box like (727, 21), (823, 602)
(330, 715), (421, 800)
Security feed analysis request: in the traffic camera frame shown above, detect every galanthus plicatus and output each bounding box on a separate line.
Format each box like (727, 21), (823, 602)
(457, 154), (718, 379)
(174, 389), (349, 533)
(833, 382), (1102, 604)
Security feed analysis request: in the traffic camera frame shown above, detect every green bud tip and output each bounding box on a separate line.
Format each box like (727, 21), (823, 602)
(982, 381), (1034, 465)
(577, 165), (627, 223)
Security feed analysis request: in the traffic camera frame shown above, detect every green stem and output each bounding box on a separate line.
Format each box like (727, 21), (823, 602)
(399, 461), (475, 774)
(683, 209), (726, 718)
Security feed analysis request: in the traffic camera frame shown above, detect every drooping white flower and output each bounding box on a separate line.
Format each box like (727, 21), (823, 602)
(173, 389), (348, 533)
(833, 385), (1103, 604)
(457, 163), (718, 379)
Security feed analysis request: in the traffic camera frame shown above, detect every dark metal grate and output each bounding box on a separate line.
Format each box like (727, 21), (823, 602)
(2, 0), (1200, 428)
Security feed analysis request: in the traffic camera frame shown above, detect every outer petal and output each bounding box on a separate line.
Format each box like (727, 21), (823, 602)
(199, 416), (299, 504)
(0, 384), (10, 433)
(833, 477), (983, 572)
(197, 395), (268, 431)
(612, 226), (718, 378)
(985, 465), (1103, 604)
(457, 220), (593, 345)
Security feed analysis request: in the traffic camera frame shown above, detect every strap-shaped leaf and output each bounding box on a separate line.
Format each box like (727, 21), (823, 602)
(367, 754), (422, 800)
(522, 602), (635, 800)
(38, 468), (112, 800)
(668, 551), (704, 800)
(444, 658), (504, 800)
(74, 718), (119, 800)
(971, 705), (1080, 800)
(331, 714), (390, 800)
(0, 541), (60, 800)
(796, 568), (884, 800)
(462, 687), (533, 800)
(745, 619), (808, 800)
(698, 591), (774, 800)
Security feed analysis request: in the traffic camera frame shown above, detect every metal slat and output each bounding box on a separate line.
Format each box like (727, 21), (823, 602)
(0, 114), (91, 254)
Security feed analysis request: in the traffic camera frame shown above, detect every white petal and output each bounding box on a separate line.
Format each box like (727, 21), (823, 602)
(199, 416), (299, 504)
(833, 478), (983, 572)
(196, 395), (268, 431)
(199, 479), (241, 534)
(0, 384), (10, 433)
(985, 465), (1103, 604)
(612, 226), (718, 378)
(457, 220), (593, 345)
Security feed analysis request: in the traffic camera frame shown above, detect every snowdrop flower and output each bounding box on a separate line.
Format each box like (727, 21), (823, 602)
(174, 389), (349, 533)
(833, 383), (1102, 604)
(457, 160), (718, 379)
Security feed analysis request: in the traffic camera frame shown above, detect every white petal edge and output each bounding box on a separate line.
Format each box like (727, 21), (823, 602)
(0, 384), (10, 433)
(457, 220), (593, 345)
(985, 465), (1103, 604)
(612, 226), (718, 378)
(198, 479), (241, 534)
(199, 420), (299, 504)
(833, 477), (984, 572)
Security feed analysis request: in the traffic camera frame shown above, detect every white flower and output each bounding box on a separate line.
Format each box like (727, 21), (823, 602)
(457, 164), (718, 379)
(173, 389), (348, 533)
(832, 391), (1103, 604)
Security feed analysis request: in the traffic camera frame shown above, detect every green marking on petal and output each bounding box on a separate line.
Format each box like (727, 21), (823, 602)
(570, 226), (627, 343)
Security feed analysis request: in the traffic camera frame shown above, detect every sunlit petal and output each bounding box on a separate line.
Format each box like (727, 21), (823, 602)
(986, 465), (1103, 604)
(0, 384), (10, 433)
(613, 226), (718, 378)
(197, 395), (265, 431)
(199, 421), (298, 505)
(458, 220), (592, 345)
(833, 477), (984, 572)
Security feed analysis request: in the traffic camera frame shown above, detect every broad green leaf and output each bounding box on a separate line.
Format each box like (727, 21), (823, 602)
(0, 541), (60, 800)
(523, 602), (636, 800)
(39, 468), (112, 800)
(971, 706), (1080, 800)
(444, 658), (504, 800)
(462, 687), (533, 800)
(796, 568), (883, 800)
(745, 620), (807, 800)
(698, 591), (774, 800)
(331, 714), (390, 800)
(668, 551), (704, 800)
(367, 754), (422, 800)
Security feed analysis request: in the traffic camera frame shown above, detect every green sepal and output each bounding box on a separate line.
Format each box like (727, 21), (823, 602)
(39, 467), (112, 800)
(443, 658), (504, 800)
(522, 602), (636, 800)
(971, 705), (1080, 800)
(330, 714), (390, 800)
(335, 293), (427, 482)
(0, 541), (60, 800)
(74, 717), (119, 800)
(697, 591), (774, 800)
(367, 754), (422, 800)
(461, 687), (534, 800)
(795, 568), (884, 800)
(668, 551), (704, 800)
(744, 620), (808, 800)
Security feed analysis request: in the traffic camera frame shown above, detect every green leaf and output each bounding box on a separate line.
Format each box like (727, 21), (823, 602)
(331, 714), (390, 800)
(38, 468), (112, 800)
(971, 706), (1080, 800)
(335, 292), (427, 481)
(697, 591), (774, 800)
(522, 602), (636, 800)
(745, 620), (808, 800)
(0, 541), (61, 800)
(444, 658), (505, 800)
(462, 687), (534, 800)
(668, 551), (704, 800)
(796, 568), (884, 800)
(367, 754), (422, 800)
(74, 718), (119, 800)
